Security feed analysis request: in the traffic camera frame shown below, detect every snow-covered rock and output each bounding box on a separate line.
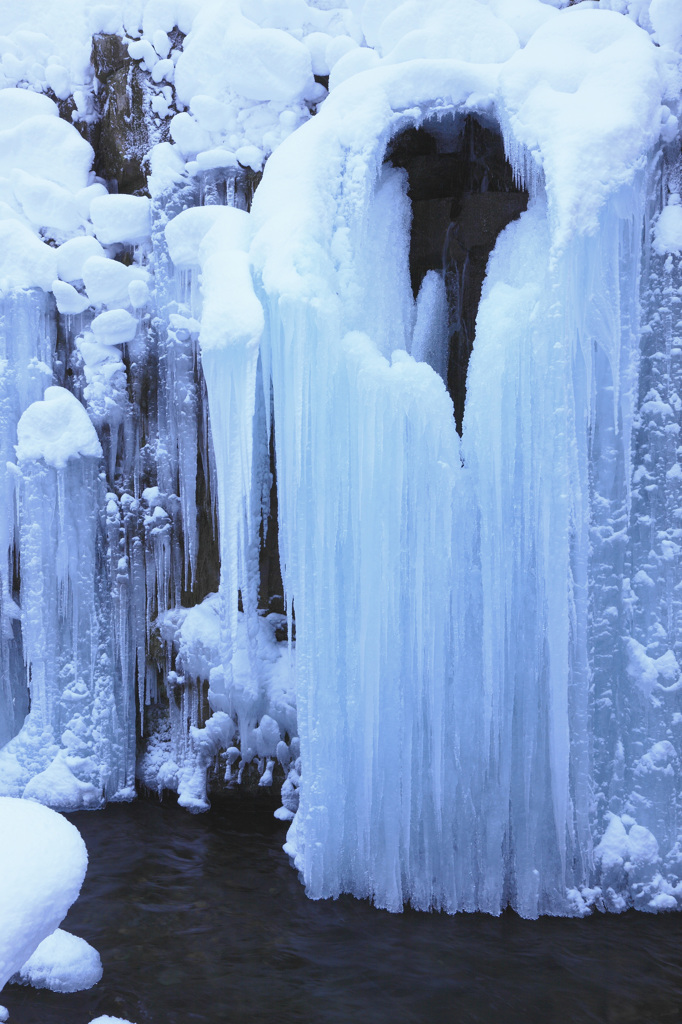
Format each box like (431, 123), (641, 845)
(90, 194), (152, 246)
(17, 387), (102, 468)
(0, 797), (88, 991)
(12, 928), (102, 993)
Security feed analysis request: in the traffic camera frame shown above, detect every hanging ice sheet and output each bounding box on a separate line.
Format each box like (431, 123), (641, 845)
(246, 6), (677, 914)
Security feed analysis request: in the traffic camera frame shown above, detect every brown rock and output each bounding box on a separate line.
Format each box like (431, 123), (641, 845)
(90, 33), (165, 194)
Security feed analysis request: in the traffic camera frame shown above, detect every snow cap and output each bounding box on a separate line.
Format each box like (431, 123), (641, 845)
(17, 387), (102, 468)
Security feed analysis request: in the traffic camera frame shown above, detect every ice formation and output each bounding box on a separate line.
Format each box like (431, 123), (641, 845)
(1, 0), (682, 920)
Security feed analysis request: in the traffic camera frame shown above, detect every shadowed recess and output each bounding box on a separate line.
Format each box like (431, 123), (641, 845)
(387, 115), (528, 431)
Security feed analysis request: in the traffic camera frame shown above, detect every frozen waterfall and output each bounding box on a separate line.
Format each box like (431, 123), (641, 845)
(247, 7), (681, 915)
(1, 0), (682, 919)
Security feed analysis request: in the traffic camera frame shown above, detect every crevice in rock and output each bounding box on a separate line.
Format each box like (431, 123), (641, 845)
(259, 421), (285, 618)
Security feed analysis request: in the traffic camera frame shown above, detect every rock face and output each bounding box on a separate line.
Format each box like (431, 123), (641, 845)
(90, 33), (166, 193)
(388, 116), (528, 430)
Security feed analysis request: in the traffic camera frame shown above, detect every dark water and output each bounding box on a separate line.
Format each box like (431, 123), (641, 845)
(6, 799), (682, 1024)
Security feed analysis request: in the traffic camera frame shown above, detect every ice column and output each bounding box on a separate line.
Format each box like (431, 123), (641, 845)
(197, 212), (270, 773)
(260, 160), (462, 912)
(0, 291), (54, 747)
(0, 388), (134, 807)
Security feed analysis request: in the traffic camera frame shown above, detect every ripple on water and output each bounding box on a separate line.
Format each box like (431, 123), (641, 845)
(5, 798), (682, 1024)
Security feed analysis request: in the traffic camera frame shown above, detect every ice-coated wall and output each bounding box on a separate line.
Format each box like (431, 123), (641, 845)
(1, 0), (682, 919)
(0, 36), (298, 813)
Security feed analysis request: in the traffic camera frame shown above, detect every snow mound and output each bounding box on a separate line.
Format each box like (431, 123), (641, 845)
(0, 116), (93, 193)
(52, 280), (90, 315)
(0, 88), (58, 130)
(16, 387), (102, 468)
(11, 170), (83, 235)
(56, 236), (106, 284)
(165, 205), (251, 268)
(654, 194), (682, 253)
(91, 309), (138, 346)
(90, 194), (152, 246)
(379, 0), (519, 63)
(175, 12), (313, 106)
(0, 221), (58, 293)
(88, 1017), (137, 1024)
(499, 6), (662, 249)
(0, 797), (88, 991)
(82, 256), (149, 307)
(12, 928), (102, 993)
(650, 0), (682, 50)
(222, 26), (313, 103)
(21, 749), (102, 810)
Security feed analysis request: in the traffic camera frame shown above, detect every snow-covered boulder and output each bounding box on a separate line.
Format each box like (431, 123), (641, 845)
(0, 797), (88, 991)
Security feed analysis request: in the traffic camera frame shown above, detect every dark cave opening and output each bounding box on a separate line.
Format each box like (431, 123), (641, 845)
(387, 115), (528, 432)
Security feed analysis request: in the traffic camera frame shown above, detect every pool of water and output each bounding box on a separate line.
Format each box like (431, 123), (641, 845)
(6, 798), (682, 1024)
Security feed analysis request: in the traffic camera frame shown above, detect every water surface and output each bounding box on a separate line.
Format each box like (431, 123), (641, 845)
(6, 798), (682, 1024)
